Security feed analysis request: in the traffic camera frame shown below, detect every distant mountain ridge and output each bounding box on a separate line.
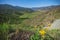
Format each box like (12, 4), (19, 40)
(0, 4), (60, 11)
(0, 4), (34, 13)
(32, 5), (60, 11)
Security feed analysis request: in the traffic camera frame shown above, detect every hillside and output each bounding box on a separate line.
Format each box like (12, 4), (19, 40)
(0, 4), (60, 27)
(0, 4), (34, 24)
(20, 5), (60, 27)
(0, 4), (34, 13)
(0, 4), (60, 40)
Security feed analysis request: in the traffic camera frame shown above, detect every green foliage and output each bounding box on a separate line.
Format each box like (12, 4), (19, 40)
(0, 23), (9, 40)
(30, 33), (40, 40)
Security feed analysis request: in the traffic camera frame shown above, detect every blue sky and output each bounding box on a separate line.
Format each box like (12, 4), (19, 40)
(0, 0), (60, 8)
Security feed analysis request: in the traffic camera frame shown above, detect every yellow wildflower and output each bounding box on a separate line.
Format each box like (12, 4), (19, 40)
(39, 30), (46, 37)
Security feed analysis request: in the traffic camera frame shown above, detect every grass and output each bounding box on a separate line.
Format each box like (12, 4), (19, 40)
(0, 22), (60, 40)
(0, 9), (60, 40)
(20, 11), (42, 18)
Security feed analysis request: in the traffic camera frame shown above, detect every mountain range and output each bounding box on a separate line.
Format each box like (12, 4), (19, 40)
(0, 4), (60, 27)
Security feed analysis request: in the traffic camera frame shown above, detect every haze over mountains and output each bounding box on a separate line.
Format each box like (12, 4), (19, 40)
(0, 4), (34, 13)
(0, 4), (60, 11)
(32, 5), (60, 10)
